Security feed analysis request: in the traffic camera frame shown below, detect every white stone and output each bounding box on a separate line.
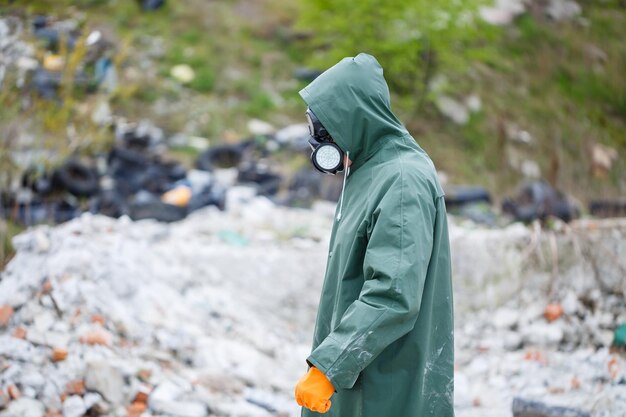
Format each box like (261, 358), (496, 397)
(85, 361), (125, 404)
(247, 119), (275, 136)
(62, 395), (87, 417)
(492, 308), (519, 329)
(1, 398), (45, 417)
(521, 322), (565, 347)
(435, 96), (469, 125)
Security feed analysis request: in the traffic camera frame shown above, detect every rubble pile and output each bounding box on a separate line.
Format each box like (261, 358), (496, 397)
(0, 195), (334, 417)
(0, 197), (625, 417)
(452, 219), (626, 417)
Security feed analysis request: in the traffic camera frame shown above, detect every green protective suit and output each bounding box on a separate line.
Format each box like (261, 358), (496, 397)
(299, 53), (454, 417)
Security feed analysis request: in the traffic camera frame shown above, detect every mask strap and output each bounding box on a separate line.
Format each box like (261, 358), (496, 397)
(336, 152), (350, 221)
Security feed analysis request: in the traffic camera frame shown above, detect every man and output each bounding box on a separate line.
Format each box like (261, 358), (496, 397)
(294, 53), (454, 417)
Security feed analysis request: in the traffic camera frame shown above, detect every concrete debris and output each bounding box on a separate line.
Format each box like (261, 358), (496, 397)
(84, 361), (125, 404)
(0, 199), (624, 417)
(0, 397), (45, 417)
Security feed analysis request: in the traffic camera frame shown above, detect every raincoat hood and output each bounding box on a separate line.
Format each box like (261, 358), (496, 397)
(299, 53), (408, 170)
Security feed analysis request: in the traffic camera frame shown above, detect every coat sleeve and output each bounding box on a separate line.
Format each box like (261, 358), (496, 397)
(306, 176), (436, 390)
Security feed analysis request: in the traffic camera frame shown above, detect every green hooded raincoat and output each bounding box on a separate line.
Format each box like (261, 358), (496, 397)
(299, 53), (454, 417)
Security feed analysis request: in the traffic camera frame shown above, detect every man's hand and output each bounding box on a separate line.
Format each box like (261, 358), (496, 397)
(295, 367), (335, 413)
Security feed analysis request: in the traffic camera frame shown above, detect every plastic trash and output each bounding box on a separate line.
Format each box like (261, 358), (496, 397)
(502, 180), (580, 223)
(237, 162), (282, 196)
(614, 324), (626, 349)
(217, 230), (249, 247)
(196, 143), (247, 171)
(43, 53), (65, 72)
(161, 185), (192, 207)
(170, 64), (195, 83)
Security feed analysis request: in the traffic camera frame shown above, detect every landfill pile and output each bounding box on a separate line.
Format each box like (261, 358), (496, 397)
(1, 194), (625, 417)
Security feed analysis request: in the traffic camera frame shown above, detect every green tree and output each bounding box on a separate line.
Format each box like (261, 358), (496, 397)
(297, 0), (495, 101)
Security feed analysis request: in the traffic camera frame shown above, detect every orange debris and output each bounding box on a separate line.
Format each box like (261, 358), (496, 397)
(127, 401), (147, 417)
(544, 304), (564, 322)
(0, 305), (14, 327)
(41, 280), (53, 294)
(13, 326), (27, 339)
(90, 314), (106, 325)
(66, 379), (85, 396)
(524, 350), (548, 365)
(79, 329), (112, 346)
(51, 348), (68, 362)
(608, 356), (621, 379)
(7, 384), (21, 400)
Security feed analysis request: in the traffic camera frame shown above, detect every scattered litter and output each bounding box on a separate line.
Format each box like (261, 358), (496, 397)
(502, 180), (580, 223)
(170, 64), (195, 84)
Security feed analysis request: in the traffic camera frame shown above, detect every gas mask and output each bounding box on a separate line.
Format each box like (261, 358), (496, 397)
(306, 107), (345, 175)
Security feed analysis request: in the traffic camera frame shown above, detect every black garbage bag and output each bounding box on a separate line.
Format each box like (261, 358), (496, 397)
(140, 164), (175, 194)
(196, 143), (247, 171)
(502, 180), (579, 223)
(285, 168), (322, 207)
(139, 0), (165, 11)
(121, 130), (151, 152)
(238, 162), (282, 196)
(90, 190), (129, 218)
(53, 159), (99, 197)
(189, 184), (226, 212)
(21, 167), (54, 195)
(108, 147), (149, 196)
(52, 198), (81, 223)
(33, 68), (62, 100)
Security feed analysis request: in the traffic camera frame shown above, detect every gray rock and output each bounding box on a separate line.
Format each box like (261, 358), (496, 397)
(85, 361), (125, 404)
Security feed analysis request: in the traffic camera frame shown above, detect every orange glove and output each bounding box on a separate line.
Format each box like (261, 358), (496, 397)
(295, 367), (335, 413)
